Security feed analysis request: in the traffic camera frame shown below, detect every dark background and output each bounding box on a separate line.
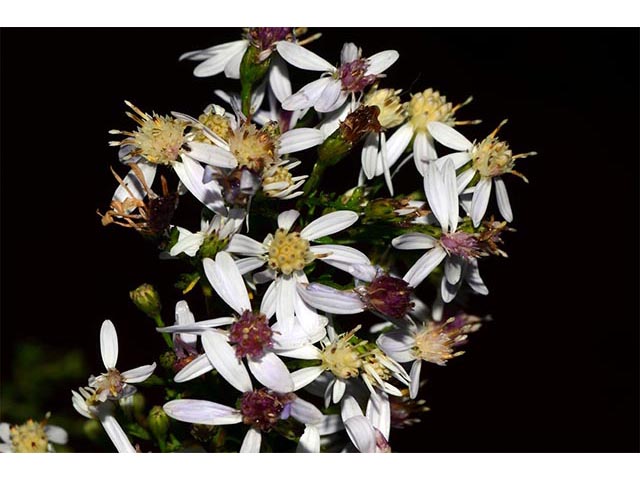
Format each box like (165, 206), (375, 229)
(1, 28), (638, 452)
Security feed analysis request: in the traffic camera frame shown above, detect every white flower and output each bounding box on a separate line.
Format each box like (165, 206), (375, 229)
(163, 388), (326, 453)
(427, 119), (536, 226)
(71, 387), (136, 453)
(0, 417), (67, 453)
(278, 42), (399, 113)
(169, 213), (243, 258)
(87, 320), (156, 402)
(339, 392), (391, 453)
(383, 89), (478, 176)
(377, 312), (483, 399)
(109, 102), (238, 216)
(225, 209), (365, 334)
(158, 252), (326, 392)
(391, 160), (489, 303)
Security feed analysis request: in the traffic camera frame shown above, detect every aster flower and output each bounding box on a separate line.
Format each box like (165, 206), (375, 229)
(392, 160), (489, 303)
(157, 252), (326, 392)
(87, 320), (156, 402)
(169, 212), (243, 258)
(383, 89), (479, 176)
(225, 209), (366, 333)
(278, 42), (399, 113)
(71, 387), (136, 453)
(339, 393), (392, 453)
(377, 312), (483, 398)
(164, 387), (324, 453)
(0, 416), (67, 453)
(427, 119), (537, 226)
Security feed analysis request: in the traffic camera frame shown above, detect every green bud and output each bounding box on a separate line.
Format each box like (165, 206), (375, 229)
(159, 351), (177, 370)
(83, 419), (103, 442)
(148, 406), (170, 441)
(199, 234), (228, 260)
(240, 45), (271, 117)
(129, 283), (161, 319)
(365, 198), (398, 220)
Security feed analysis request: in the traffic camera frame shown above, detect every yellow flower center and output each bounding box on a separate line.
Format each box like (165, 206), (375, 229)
(228, 124), (278, 173)
(320, 329), (364, 380)
(471, 135), (514, 178)
(194, 111), (232, 143)
(263, 167), (294, 196)
(364, 88), (407, 129)
(413, 325), (457, 366)
(10, 420), (49, 453)
(407, 88), (456, 133)
(362, 348), (393, 382)
(267, 229), (313, 275)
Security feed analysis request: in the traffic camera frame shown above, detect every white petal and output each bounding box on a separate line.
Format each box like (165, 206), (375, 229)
(260, 280), (278, 319)
(377, 331), (416, 364)
(366, 50), (399, 75)
(311, 244), (370, 268)
(158, 317), (234, 333)
(297, 424), (320, 453)
(456, 168), (476, 194)
(427, 122), (473, 151)
(183, 142), (237, 168)
(276, 41), (335, 72)
(386, 123), (414, 167)
(113, 162), (157, 203)
(366, 392), (390, 440)
(317, 414), (344, 435)
(424, 160), (449, 232)
(296, 283), (364, 315)
(202, 331), (252, 393)
(301, 210), (359, 241)
(0, 423), (10, 443)
(471, 177), (493, 227)
(314, 79), (344, 113)
(44, 425), (68, 445)
(247, 352), (294, 393)
(193, 40), (249, 77)
(100, 320), (118, 370)
(99, 413), (136, 453)
(361, 133), (379, 179)
(344, 416), (376, 453)
(332, 379), (346, 403)
(277, 209), (300, 231)
(494, 176), (513, 222)
(173, 156), (226, 214)
(442, 159), (459, 232)
(282, 77), (332, 111)
(414, 131), (438, 165)
(341, 396), (364, 421)
(173, 354), (213, 383)
(224, 49), (244, 80)
(293, 280), (329, 334)
(170, 229), (205, 257)
(403, 247), (447, 288)
(436, 151), (472, 170)
(340, 42), (359, 64)
(279, 128), (324, 154)
(276, 276), (296, 333)
(444, 257), (463, 285)
(291, 366), (325, 390)
(391, 233), (437, 250)
(347, 263), (378, 282)
(240, 428), (262, 453)
(441, 275), (461, 303)
(269, 54), (292, 102)
(163, 399), (242, 426)
(226, 234), (268, 256)
(291, 397), (324, 425)
(203, 253), (251, 314)
(236, 257), (267, 275)
(466, 260), (489, 295)
(121, 363), (156, 384)
(409, 360), (422, 399)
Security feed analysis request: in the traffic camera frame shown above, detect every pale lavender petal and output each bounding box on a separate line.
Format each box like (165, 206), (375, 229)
(121, 363), (156, 384)
(341, 395), (364, 421)
(471, 177), (492, 227)
(403, 246), (447, 288)
(377, 331), (416, 364)
(183, 142), (237, 168)
(276, 276), (296, 333)
(99, 413), (136, 453)
(202, 331), (252, 393)
(282, 77), (333, 111)
(260, 280), (278, 319)
(247, 352), (294, 393)
(424, 161), (449, 232)
(409, 359), (422, 399)
(391, 233), (437, 250)
(311, 244), (370, 268)
(239, 428), (262, 453)
(113, 162), (157, 203)
(44, 425), (68, 445)
(269, 54), (292, 102)
(444, 257), (463, 285)
(315, 79), (345, 113)
(291, 366), (325, 390)
(297, 424), (320, 453)
(173, 354), (213, 383)
(290, 397), (324, 425)
(442, 159), (459, 232)
(341, 42), (359, 64)
(279, 128), (324, 155)
(296, 283), (364, 315)
(466, 260), (489, 295)
(203, 252), (251, 314)
(193, 40), (249, 77)
(163, 399), (242, 426)
(367, 50), (399, 75)
(366, 391), (390, 440)
(344, 416), (376, 453)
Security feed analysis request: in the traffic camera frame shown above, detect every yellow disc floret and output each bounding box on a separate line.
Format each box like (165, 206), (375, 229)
(267, 229), (314, 275)
(407, 88), (458, 133)
(413, 324), (460, 366)
(364, 88), (407, 129)
(320, 328), (365, 379)
(228, 123), (278, 173)
(195, 110), (232, 143)
(10, 419), (49, 453)
(263, 167), (294, 197)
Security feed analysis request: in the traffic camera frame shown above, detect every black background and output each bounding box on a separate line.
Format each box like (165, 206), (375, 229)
(1, 28), (638, 452)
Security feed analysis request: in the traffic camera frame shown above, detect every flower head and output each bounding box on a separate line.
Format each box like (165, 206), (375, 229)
(0, 416), (67, 453)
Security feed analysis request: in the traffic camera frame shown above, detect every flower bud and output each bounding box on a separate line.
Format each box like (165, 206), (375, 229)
(129, 283), (162, 319)
(148, 406), (170, 441)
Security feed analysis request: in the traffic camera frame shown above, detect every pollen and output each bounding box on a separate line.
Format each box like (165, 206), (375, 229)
(10, 419), (49, 453)
(407, 89), (457, 133)
(413, 314), (482, 366)
(364, 88), (407, 129)
(228, 123), (278, 173)
(471, 120), (536, 178)
(267, 229), (313, 275)
(111, 101), (186, 165)
(321, 328), (365, 380)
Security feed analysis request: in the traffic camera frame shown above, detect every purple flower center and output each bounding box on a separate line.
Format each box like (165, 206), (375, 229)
(240, 389), (295, 432)
(228, 311), (273, 360)
(249, 27), (292, 51)
(339, 58), (377, 93)
(440, 232), (481, 259)
(365, 275), (414, 318)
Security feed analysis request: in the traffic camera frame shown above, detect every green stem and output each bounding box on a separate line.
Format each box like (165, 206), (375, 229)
(201, 282), (215, 317)
(152, 314), (173, 349)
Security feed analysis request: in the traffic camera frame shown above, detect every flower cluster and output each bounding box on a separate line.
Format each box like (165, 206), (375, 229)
(66, 28), (535, 454)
